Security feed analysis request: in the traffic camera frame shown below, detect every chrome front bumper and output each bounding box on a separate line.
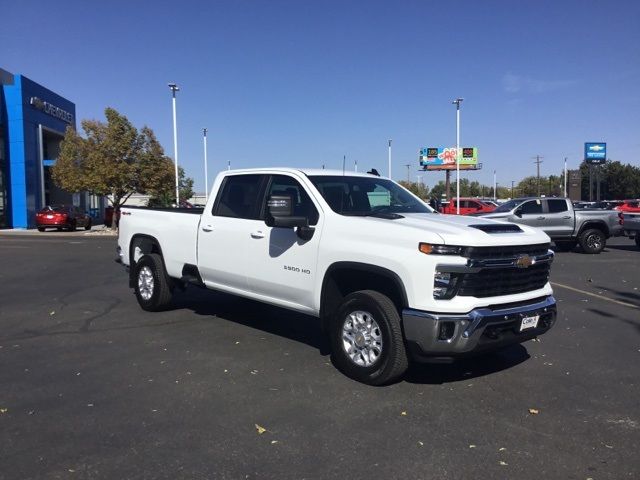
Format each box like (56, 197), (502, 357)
(402, 295), (557, 361)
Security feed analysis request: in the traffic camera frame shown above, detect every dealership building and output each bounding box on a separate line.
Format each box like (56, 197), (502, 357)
(0, 68), (103, 229)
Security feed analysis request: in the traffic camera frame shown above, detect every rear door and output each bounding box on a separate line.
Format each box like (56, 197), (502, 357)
(197, 173), (268, 294)
(543, 199), (574, 238)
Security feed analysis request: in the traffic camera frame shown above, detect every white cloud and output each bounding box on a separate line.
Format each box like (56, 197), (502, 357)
(502, 73), (577, 94)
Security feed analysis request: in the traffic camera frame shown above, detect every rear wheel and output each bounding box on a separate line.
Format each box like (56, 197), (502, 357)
(330, 290), (408, 385)
(578, 228), (606, 254)
(635, 235), (640, 249)
(134, 253), (174, 311)
(84, 219), (92, 231)
(37, 227), (45, 232)
(67, 220), (77, 232)
(554, 240), (577, 252)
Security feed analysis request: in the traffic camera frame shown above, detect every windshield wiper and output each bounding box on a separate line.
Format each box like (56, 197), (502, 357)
(363, 211), (404, 220)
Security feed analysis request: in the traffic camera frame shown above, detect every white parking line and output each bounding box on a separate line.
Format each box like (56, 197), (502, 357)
(551, 282), (640, 310)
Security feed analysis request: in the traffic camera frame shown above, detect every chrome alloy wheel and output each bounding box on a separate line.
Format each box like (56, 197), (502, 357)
(586, 233), (602, 250)
(341, 310), (383, 367)
(138, 266), (155, 301)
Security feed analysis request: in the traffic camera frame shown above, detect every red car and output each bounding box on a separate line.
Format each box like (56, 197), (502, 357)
(439, 198), (496, 215)
(614, 200), (640, 213)
(35, 205), (92, 232)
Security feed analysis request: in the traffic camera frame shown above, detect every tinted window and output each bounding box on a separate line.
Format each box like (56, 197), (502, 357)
(547, 199), (568, 213)
(213, 174), (263, 219)
(520, 200), (543, 214)
(308, 176), (432, 215)
(267, 175), (319, 225)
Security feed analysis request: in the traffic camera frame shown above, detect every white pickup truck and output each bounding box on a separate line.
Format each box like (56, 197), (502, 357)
(117, 168), (557, 385)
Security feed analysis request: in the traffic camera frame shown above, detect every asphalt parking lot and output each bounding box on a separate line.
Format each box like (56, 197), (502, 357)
(0, 235), (638, 479)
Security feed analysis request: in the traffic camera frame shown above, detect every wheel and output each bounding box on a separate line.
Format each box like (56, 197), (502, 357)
(67, 220), (77, 232)
(635, 235), (640, 249)
(134, 253), (174, 311)
(330, 290), (408, 385)
(57, 227), (63, 231)
(578, 228), (606, 254)
(554, 240), (577, 252)
(37, 227), (45, 232)
(84, 219), (92, 231)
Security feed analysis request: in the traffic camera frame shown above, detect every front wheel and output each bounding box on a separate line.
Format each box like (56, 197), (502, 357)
(330, 290), (408, 386)
(579, 228), (606, 254)
(84, 219), (92, 231)
(134, 253), (174, 311)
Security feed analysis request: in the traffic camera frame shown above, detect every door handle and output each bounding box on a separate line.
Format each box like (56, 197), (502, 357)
(562, 216), (571, 219)
(537, 216), (545, 220)
(250, 231), (265, 239)
(201, 225), (213, 232)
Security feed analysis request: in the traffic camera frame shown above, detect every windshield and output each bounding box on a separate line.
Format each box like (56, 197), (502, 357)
(308, 175), (434, 215)
(492, 199), (525, 213)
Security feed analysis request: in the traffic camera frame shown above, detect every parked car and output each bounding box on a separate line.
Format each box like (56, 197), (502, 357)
(621, 212), (640, 249)
(478, 197), (624, 254)
(35, 205), (92, 232)
(104, 206), (120, 228)
(440, 197), (496, 215)
(117, 168), (557, 385)
(615, 200), (640, 213)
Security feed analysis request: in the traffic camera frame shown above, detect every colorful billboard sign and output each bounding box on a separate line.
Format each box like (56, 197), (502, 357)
(584, 142), (606, 165)
(419, 147), (479, 170)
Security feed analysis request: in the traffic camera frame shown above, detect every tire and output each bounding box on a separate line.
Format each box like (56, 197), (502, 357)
(37, 227), (45, 232)
(67, 220), (77, 232)
(554, 240), (577, 252)
(84, 219), (92, 231)
(578, 228), (606, 254)
(635, 235), (640, 249)
(133, 253), (174, 311)
(330, 290), (408, 386)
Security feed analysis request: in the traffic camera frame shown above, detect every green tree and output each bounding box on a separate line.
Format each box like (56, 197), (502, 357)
(147, 167), (195, 207)
(53, 108), (183, 222)
(398, 181), (429, 200)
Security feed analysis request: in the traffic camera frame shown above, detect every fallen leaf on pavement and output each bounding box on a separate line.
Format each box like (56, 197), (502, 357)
(0, 408), (7, 414)
(469, 445), (476, 448)
(50, 311), (56, 316)
(499, 461), (508, 466)
(255, 424), (267, 434)
(401, 411), (407, 416)
(499, 447), (506, 451)
(529, 408), (539, 415)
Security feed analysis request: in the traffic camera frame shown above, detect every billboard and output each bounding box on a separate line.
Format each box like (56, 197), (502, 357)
(584, 142), (606, 165)
(419, 147), (479, 170)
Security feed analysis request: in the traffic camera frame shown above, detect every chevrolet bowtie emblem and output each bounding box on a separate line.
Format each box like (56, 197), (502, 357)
(515, 254), (534, 268)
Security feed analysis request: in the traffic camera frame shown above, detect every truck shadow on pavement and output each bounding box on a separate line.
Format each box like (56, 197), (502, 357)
(172, 287), (533, 384)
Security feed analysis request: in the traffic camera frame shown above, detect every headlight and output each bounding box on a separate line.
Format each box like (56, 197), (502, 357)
(419, 243), (463, 255)
(433, 271), (461, 299)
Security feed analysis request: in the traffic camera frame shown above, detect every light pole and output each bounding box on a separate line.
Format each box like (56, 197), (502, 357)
(203, 128), (209, 202)
(452, 98), (464, 214)
(493, 169), (497, 201)
(168, 83), (180, 205)
(563, 157), (568, 197)
(388, 139), (392, 179)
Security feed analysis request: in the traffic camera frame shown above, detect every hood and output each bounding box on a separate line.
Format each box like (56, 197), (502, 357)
(396, 213), (550, 246)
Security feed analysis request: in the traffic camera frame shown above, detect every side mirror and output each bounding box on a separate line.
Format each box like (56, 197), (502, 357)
(514, 209), (522, 217)
(265, 195), (315, 240)
(476, 205), (483, 211)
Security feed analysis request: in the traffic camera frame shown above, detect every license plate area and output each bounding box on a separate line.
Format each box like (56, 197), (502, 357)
(520, 314), (540, 332)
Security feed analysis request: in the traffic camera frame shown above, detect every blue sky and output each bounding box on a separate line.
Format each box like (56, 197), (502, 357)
(3, 0), (639, 193)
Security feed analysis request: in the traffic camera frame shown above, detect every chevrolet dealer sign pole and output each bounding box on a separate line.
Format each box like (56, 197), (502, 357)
(452, 98), (463, 214)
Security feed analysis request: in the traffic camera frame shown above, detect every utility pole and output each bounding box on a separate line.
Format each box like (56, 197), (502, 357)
(388, 139), (392, 179)
(493, 170), (497, 200)
(511, 180), (515, 198)
(168, 83), (180, 205)
(533, 155), (544, 196)
(203, 128), (208, 202)
(405, 164), (411, 183)
(354, 159), (358, 172)
(452, 98), (464, 214)
(563, 157), (568, 197)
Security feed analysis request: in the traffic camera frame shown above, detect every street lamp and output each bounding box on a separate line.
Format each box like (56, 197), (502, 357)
(452, 98), (464, 214)
(388, 139), (392, 179)
(203, 128), (208, 202)
(168, 83), (180, 205)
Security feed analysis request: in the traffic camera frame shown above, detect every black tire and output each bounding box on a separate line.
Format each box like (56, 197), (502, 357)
(134, 253), (174, 311)
(37, 227), (45, 232)
(554, 240), (577, 252)
(635, 235), (640, 249)
(578, 228), (606, 254)
(84, 219), (92, 231)
(56, 227), (63, 231)
(330, 290), (408, 386)
(67, 220), (77, 232)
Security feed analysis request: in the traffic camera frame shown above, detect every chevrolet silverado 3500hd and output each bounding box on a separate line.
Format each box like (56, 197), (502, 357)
(117, 168), (557, 385)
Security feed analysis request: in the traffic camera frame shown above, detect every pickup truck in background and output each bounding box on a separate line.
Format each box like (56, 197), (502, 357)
(622, 212), (640, 249)
(477, 197), (624, 254)
(117, 168), (557, 385)
(439, 197), (496, 215)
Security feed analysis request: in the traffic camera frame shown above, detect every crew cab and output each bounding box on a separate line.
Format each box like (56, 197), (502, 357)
(478, 197), (624, 254)
(117, 169), (557, 385)
(440, 198), (496, 215)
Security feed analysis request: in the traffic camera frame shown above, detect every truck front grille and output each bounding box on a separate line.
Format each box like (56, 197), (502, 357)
(456, 243), (552, 298)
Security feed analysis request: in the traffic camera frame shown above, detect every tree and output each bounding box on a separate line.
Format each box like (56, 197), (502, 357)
(53, 108), (186, 220)
(148, 167), (195, 207)
(398, 181), (429, 200)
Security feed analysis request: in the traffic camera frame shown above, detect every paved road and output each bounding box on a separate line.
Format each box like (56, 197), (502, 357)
(0, 235), (638, 479)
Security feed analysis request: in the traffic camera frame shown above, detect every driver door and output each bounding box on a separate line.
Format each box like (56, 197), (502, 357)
(513, 199), (545, 228)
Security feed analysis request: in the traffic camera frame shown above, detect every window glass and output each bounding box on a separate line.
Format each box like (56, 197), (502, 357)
(520, 199), (543, 214)
(213, 174), (263, 219)
(547, 199), (568, 213)
(308, 176), (433, 215)
(267, 175), (319, 225)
